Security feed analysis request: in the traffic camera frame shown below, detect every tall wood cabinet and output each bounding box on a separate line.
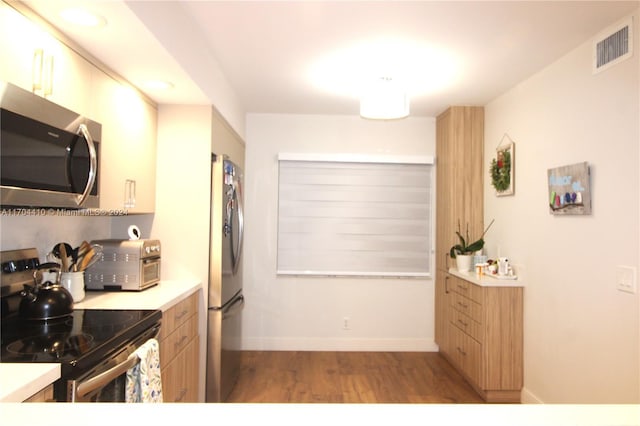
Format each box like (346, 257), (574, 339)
(435, 106), (523, 402)
(435, 106), (484, 354)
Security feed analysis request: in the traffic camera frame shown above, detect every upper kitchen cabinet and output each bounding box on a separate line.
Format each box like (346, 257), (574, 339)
(435, 106), (484, 273)
(1, 2), (158, 214)
(91, 69), (157, 213)
(0, 2), (92, 115)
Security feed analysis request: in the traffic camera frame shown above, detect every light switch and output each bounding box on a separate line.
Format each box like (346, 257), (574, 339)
(616, 266), (637, 294)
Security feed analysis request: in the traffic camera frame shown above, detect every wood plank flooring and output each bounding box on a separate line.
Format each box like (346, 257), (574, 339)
(226, 351), (484, 403)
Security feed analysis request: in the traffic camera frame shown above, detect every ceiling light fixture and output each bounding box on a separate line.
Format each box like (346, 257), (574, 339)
(360, 77), (410, 120)
(143, 80), (175, 91)
(59, 8), (106, 27)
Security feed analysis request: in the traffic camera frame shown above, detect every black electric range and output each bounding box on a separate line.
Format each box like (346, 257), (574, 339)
(0, 308), (162, 377)
(0, 247), (162, 401)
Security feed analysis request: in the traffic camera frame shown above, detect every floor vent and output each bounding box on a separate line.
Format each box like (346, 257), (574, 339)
(593, 17), (633, 74)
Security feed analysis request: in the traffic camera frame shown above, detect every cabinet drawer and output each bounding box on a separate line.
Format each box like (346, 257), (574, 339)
(450, 292), (482, 323)
(162, 335), (200, 402)
(159, 292), (198, 341)
(160, 311), (198, 365)
(450, 276), (483, 303)
(450, 324), (482, 386)
(450, 309), (483, 343)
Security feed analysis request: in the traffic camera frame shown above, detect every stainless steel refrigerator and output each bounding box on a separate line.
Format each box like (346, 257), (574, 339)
(206, 154), (245, 402)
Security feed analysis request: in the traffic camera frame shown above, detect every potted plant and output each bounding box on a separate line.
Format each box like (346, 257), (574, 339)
(449, 219), (495, 272)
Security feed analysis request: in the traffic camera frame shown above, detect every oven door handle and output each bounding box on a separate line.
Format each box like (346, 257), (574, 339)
(74, 352), (139, 400)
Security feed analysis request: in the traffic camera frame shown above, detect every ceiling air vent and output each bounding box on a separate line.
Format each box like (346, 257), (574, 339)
(593, 17), (633, 74)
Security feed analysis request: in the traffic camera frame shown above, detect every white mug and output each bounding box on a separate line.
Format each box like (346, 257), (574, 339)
(60, 271), (85, 302)
(497, 257), (509, 276)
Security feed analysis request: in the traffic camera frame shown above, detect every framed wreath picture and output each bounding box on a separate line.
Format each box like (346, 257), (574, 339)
(491, 141), (514, 196)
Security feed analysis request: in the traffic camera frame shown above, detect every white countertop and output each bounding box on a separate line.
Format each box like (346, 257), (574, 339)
(1, 279), (202, 402)
(75, 279), (202, 311)
(448, 268), (525, 287)
(0, 363), (60, 402)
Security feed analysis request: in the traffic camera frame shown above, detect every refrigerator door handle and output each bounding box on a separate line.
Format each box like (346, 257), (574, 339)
(231, 179), (244, 275)
(222, 294), (244, 320)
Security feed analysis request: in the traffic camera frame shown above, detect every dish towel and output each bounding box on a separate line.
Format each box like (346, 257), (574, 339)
(125, 338), (163, 403)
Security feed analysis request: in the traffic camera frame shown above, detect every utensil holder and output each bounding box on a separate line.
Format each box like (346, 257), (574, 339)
(60, 271), (85, 302)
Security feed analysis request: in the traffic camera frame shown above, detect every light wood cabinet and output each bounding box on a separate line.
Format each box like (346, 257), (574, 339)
(445, 274), (523, 402)
(23, 384), (53, 402)
(434, 106), (523, 402)
(159, 292), (200, 402)
(434, 106), (484, 357)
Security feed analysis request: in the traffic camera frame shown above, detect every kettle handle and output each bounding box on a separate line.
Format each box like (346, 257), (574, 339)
(33, 262), (61, 285)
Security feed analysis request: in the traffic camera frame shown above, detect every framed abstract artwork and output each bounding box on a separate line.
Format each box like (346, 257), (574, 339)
(547, 161), (591, 215)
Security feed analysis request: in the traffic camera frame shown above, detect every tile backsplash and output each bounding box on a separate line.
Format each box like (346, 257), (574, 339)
(0, 215), (112, 261)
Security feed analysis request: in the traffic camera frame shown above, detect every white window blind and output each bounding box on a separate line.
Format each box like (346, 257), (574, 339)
(277, 154), (433, 277)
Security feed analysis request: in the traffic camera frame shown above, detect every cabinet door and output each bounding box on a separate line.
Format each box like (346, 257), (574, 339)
(91, 69), (157, 213)
(0, 3), (92, 115)
(434, 273), (451, 355)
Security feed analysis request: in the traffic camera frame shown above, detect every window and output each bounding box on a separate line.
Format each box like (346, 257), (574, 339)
(277, 153), (433, 277)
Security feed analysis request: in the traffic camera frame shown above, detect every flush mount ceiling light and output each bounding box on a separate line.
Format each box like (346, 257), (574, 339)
(59, 7), (107, 27)
(360, 77), (409, 120)
(309, 38), (460, 116)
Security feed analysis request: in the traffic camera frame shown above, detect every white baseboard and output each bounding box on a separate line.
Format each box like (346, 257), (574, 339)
(521, 387), (544, 404)
(241, 337), (439, 352)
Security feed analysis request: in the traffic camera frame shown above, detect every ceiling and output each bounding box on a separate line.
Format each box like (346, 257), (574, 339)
(19, 1), (639, 118)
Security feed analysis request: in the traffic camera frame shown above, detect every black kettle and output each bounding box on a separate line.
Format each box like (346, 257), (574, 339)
(19, 263), (74, 320)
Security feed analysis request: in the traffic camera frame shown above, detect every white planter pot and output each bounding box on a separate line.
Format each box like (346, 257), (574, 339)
(456, 254), (473, 272)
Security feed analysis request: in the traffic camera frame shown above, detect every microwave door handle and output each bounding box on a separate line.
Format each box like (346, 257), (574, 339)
(75, 123), (98, 206)
(73, 352), (139, 401)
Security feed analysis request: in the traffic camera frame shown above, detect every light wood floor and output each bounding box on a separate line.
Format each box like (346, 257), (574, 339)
(225, 351), (484, 403)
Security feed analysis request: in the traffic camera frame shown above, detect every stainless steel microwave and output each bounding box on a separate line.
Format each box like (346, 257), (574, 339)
(0, 81), (101, 209)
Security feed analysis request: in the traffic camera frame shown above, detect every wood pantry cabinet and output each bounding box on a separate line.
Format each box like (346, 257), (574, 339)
(434, 106), (484, 359)
(159, 292), (200, 403)
(444, 273), (523, 402)
(434, 106), (523, 402)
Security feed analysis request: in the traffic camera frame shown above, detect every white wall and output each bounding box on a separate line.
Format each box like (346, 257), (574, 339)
(242, 114), (437, 351)
(483, 11), (639, 403)
(149, 104), (213, 402)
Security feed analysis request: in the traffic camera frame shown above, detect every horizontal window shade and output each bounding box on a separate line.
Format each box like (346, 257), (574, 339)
(277, 159), (432, 277)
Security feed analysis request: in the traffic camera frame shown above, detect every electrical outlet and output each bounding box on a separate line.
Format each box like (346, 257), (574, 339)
(616, 266), (637, 294)
(342, 317), (350, 330)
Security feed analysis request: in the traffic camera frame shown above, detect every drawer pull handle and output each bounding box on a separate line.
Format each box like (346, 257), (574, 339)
(457, 285), (468, 291)
(175, 388), (188, 402)
(175, 309), (189, 321)
(175, 335), (189, 348)
(457, 301), (468, 309)
(457, 319), (468, 327)
(456, 346), (467, 356)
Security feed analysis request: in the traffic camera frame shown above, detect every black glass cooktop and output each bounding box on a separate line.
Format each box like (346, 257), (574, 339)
(0, 309), (161, 376)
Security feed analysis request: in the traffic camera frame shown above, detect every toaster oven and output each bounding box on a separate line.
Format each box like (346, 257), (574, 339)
(85, 239), (161, 291)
